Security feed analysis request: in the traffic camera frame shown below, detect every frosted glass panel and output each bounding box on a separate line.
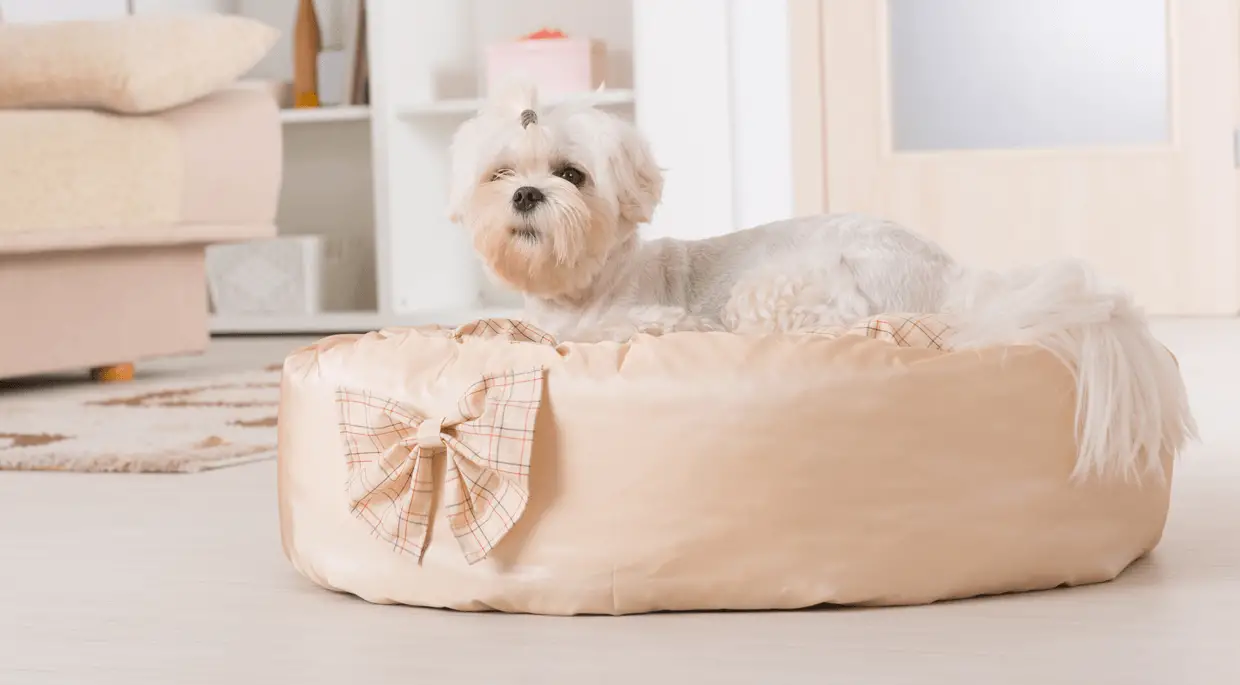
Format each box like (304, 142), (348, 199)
(888, 0), (1169, 151)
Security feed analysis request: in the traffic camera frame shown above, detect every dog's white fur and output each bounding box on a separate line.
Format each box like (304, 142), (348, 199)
(449, 86), (1196, 480)
(448, 86), (957, 341)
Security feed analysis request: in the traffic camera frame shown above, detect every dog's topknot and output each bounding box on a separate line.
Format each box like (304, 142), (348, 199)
(484, 82), (540, 124)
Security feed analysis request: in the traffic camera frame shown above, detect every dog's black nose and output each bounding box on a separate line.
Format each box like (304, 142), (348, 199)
(512, 186), (545, 213)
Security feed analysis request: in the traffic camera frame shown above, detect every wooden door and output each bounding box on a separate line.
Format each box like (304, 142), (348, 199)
(813, 0), (1239, 314)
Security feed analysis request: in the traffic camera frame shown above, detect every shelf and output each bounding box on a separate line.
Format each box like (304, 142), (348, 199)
(280, 106), (371, 124)
(209, 308), (522, 335)
(398, 89), (636, 118)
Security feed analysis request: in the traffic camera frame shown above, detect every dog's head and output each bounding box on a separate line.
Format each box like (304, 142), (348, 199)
(448, 85), (663, 300)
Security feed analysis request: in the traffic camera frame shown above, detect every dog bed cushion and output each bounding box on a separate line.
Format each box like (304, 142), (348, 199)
(0, 14), (277, 114)
(277, 317), (1173, 615)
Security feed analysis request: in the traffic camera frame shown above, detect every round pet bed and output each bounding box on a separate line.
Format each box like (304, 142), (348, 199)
(277, 315), (1180, 615)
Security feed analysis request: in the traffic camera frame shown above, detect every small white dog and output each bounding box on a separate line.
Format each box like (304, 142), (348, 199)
(448, 87), (958, 342)
(447, 87), (1196, 480)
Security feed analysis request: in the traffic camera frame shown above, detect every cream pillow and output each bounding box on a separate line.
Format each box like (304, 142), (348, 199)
(0, 14), (279, 114)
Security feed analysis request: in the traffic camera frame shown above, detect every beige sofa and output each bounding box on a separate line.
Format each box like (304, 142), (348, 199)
(0, 84), (281, 379)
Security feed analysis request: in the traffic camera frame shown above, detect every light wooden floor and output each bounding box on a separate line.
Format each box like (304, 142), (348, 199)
(2, 323), (1238, 684)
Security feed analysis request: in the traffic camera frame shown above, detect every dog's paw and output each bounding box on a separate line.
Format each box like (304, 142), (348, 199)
(630, 307), (721, 336)
(563, 307), (721, 342)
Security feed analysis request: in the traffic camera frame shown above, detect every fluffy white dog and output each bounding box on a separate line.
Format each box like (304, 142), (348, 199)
(448, 87), (1195, 481)
(448, 87), (958, 342)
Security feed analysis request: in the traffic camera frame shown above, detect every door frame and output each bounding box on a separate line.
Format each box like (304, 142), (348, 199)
(788, 0), (828, 217)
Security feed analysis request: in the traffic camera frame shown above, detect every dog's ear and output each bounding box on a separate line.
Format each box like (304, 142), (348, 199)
(610, 120), (665, 224)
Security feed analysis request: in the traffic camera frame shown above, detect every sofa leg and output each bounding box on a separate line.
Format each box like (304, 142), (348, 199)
(91, 363), (134, 383)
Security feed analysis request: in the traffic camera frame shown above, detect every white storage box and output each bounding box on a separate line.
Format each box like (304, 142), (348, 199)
(207, 236), (322, 315)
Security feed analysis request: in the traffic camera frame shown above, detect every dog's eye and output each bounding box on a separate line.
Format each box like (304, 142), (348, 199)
(489, 168), (514, 182)
(554, 166), (586, 186)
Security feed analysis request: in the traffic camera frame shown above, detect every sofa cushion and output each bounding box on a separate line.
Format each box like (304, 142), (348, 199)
(0, 14), (278, 114)
(0, 85), (281, 253)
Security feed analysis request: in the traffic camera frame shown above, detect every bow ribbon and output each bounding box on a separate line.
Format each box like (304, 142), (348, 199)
(335, 368), (544, 564)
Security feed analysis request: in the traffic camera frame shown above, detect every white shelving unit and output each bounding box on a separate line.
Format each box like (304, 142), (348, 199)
(205, 0), (796, 335)
(279, 105), (370, 124)
(396, 88), (635, 118)
(210, 0), (640, 334)
(208, 307), (519, 335)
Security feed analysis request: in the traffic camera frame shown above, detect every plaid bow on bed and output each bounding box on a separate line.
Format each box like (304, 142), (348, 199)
(335, 368), (544, 564)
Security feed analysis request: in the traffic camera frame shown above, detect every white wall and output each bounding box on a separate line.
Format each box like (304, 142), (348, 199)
(133, 0), (237, 13)
(633, 0), (734, 240)
(0, 0), (127, 22)
(0, 1), (241, 23)
(633, 0), (795, 241)
(729, 0), (794, 230)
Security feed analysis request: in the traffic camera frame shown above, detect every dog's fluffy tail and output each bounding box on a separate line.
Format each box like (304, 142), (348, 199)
(942, 259), (1196, 481)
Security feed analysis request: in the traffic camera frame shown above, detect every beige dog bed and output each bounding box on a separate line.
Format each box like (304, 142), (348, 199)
(277, 315), (1177, 615)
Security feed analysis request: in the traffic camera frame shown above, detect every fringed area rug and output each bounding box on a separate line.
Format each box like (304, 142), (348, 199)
(0, 366), (280, 473)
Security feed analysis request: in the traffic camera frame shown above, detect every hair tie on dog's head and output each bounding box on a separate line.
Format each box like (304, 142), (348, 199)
(520, 109), (538, 128)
